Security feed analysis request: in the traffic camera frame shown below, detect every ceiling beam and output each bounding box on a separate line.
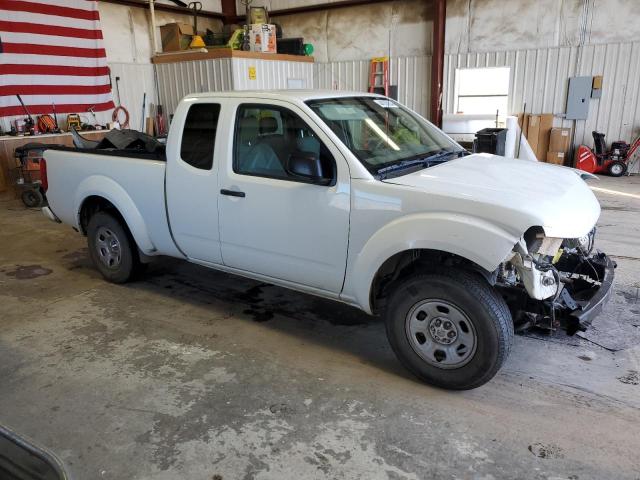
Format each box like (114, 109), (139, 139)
(229, 0), (393, 23)
(98, 0), (224, 20)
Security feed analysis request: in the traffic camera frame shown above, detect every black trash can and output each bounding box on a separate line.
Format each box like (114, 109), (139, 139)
(473, 128), (508, 156)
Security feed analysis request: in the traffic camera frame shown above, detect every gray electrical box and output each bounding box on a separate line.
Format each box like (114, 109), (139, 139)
(566, 76), (592, 120)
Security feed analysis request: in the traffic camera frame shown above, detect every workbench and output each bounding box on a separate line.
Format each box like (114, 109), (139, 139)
(0, 130), (108, 194)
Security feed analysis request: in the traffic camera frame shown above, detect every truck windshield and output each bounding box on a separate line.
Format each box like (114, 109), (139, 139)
(306, 97), (465, 176)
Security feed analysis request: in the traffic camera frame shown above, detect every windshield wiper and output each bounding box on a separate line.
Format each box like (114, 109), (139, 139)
(375, 150), (463, 178)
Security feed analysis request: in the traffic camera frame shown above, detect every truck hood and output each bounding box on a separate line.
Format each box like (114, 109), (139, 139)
(382, 153), (600, 239)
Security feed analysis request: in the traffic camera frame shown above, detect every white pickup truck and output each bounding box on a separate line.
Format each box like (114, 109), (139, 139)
(41, 91), (614, 389)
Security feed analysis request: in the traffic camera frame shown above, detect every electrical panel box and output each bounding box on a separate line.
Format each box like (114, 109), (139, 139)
(566, 76), (593, 120)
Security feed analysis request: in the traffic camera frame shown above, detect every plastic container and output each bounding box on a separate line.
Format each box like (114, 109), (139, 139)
(474, 128), (508, 156)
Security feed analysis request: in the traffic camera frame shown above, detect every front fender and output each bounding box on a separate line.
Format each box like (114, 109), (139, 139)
(348, 213), (519, 313)
(74, 175), (156, 253)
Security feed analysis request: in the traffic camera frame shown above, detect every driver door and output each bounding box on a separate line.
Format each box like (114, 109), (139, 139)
(217, 101), (351, 293)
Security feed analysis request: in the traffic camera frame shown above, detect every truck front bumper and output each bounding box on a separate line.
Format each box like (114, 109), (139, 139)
(562, 252), (616, 333)
(502, 251), (616, 335)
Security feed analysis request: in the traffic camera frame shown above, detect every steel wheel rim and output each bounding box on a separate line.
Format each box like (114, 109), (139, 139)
(610, 163), (623, 175)
(95, 226), (122, 269)
(405, 299), (477, 369)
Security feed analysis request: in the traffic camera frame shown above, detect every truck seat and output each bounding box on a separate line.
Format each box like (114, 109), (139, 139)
(237, 117), (259, 160)
(297, 136), (321, 157)
(259, 117), (279, 136)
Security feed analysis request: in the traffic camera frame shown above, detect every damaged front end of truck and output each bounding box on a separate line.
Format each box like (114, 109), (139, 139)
(497, 227), (616, 335)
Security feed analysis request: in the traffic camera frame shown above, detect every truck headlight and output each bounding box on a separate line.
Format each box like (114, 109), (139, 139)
(564, 227), (596, 252)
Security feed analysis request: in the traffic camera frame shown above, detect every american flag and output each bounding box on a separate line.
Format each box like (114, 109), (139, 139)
(0, 0), (114, 118)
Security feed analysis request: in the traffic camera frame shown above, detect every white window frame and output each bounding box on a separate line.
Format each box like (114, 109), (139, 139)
(454, 67), (511, 115)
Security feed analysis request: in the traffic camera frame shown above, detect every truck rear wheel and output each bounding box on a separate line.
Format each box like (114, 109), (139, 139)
(384, 268), (513, 390)
(87, 211), (139, 284)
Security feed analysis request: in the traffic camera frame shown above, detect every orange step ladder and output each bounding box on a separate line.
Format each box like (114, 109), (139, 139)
(368, 56), (389, 96)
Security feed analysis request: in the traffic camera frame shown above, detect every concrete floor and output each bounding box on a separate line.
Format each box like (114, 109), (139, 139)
(1, 176), (639, 480)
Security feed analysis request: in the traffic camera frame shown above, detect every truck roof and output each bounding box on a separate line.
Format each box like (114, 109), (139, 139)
(183, 90), (383, 102)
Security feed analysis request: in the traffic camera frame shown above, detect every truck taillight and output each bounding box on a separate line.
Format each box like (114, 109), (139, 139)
(40, 158), (48, 192)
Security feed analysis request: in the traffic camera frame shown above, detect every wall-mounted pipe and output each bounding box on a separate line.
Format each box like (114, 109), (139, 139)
(149, 0), (158, 54)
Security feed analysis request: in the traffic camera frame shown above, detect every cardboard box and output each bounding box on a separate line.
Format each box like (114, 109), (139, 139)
(526, 115), (540, 155)
(546, 151), (565, 165)
(537, 114), (554, 161)
(160, 23), (194, 52)
(525, 113), (554, 161)
(250, 24), (277, 53)
(549, 127), (571, 153)
(592, 75), (603, 89)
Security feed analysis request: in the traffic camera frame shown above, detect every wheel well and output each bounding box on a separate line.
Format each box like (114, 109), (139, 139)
(79, 196), (126, 235)
(369, 249), (495, 314)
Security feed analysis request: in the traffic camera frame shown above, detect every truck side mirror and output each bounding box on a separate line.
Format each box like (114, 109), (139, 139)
(286, 152), (330, 185)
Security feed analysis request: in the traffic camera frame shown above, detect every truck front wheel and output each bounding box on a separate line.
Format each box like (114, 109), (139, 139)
(384, 268), (513, 390)
(87, 211), (139, 284)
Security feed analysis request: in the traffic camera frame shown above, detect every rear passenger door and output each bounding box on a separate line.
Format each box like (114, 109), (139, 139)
(217, 101), (351, 294)
(165, 100), (224, 264)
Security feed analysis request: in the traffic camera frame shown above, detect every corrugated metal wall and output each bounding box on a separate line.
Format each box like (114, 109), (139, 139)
(155, 58), (313, 116)
(444, 41), (640, 151)
(313, 55), (431, 118)
(230, 58), (314, 90)
(155, 59), (234, 117)
(108, 62), (156, 131)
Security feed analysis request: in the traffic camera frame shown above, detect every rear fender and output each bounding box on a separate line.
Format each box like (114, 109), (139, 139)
(350, 213), (519, 313)
(75, 175), (156, 253)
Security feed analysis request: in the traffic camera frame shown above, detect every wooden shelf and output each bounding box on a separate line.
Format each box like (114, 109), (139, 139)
(152, 48), (314, 65)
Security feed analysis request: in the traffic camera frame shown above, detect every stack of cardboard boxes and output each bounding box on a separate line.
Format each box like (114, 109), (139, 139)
(547, 127), (572, 165)
(521, 114), (572, 166)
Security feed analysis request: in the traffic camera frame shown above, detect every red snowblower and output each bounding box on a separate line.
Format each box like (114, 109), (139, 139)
(575, 131), (640, 177)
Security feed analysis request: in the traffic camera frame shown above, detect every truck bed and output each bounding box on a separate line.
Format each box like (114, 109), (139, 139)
(46, 145), (166, 162)
(44, 148), (178, 256)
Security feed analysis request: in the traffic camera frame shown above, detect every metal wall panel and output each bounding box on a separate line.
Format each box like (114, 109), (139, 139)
(155, 58), (313, 116)
(444, 41), (640, 164)
(155, 59), (233, 118)
(231, 58), (314, 90)
(108, 62), (156, 131)
(313, 55), (432, 118)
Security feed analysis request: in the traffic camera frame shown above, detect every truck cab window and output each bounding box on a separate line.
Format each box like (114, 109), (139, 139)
(234, 104), (335, 184)
(180, 103), (221, 170)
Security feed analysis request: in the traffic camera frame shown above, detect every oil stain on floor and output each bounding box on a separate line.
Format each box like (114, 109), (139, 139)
(4, 264), (52, 279)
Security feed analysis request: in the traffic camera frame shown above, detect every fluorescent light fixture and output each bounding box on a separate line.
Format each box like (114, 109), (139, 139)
(365, 118), (400, 151)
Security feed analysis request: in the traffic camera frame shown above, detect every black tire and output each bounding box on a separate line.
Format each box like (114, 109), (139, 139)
(607, 160), (627, 177)
(87, 211), (139, 283)
(384, 268), (513, 390)
(21, 189), (44, 208)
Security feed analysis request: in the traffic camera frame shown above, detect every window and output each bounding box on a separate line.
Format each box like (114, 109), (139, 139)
(180, 103), (221, 170)
(307, 97), (463, 174)
(234, 104), (336, 183)
(455, 67), (510, 115)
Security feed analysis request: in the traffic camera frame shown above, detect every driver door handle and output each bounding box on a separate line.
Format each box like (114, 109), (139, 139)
(220, 189), (245, 198)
